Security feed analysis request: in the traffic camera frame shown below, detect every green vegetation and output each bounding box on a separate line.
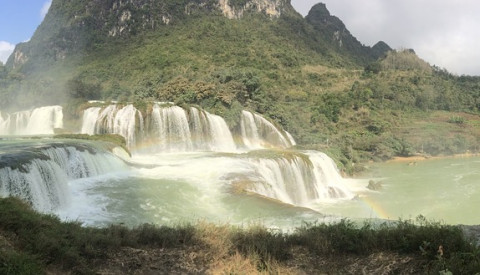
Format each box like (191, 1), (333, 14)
(0, 197), (478, 273)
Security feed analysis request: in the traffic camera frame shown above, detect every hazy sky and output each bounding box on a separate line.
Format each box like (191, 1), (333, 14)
(291, 0), (480, 76)
(1, 0), (479, 76)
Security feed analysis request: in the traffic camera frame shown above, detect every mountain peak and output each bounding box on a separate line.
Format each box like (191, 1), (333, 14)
(306, 3), (347, 36)
(305, 3), (390, 63)
(307, 3), (332, 19)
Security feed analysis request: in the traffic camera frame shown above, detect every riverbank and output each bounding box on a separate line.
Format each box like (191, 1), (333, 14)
(0, 197), (478, 274)
(387, 152), (480, 163)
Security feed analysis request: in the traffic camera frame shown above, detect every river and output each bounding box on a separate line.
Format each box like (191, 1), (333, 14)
(316, 157), (480, 225)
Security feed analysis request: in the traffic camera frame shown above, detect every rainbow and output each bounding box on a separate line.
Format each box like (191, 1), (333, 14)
(358, 196), (393, 220)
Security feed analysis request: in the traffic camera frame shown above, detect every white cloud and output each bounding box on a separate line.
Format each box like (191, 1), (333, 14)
(41, 0), (52, 20)
(0, 41), (15, 64)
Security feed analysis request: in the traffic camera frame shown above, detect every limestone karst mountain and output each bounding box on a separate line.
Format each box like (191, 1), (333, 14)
(2, 0), (389, 109)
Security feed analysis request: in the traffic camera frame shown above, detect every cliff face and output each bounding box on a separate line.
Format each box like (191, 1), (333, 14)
(219, 0), (286, 19)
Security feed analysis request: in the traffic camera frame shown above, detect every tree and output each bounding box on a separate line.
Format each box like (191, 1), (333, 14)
(66, 76), (101, 100)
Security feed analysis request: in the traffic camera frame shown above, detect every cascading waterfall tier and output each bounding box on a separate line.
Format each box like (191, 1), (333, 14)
(229, 150), (353, 206)
(80, 104), (295, 153)
(81, 103), (238, 152)
(0, 141), (127, 213)
(240, 110), (296, 149)
(83, 104), (144, 148)
(0, 106), (63, 135)
(79, 103), (356, 208)
(144, 105), (237, 152)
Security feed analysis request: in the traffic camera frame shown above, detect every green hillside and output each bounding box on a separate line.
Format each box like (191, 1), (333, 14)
(1, 0), (480, 172)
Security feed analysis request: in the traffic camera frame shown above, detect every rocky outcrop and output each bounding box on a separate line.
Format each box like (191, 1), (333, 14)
(12, 50), (28, 69)
(219, 0), (285, 19)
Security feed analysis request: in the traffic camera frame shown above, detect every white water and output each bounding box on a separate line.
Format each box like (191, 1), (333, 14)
(77, 104), (355, 209)
(0, 159), (70, 212)
(85, 104), (143, 147)
(82, 104), (238, 152)
(307, 151), (353, 200)
(0, 106), (63, 135)
(234, 151), (353, 207)
(56, 150), (350, 227)
(189, 107), (237, 152)
(0, 104), (360, 228)
(0, 141), (128, 213)
(148, 105), (193, 152)
(81, 107), (101, 134)
(3, 103), (480, 226)
(81, 105), (294, 152)
(240, 110), (294, 149)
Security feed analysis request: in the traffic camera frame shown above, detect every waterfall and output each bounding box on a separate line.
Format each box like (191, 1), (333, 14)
(188, 107), (236, 152)
(82, 104), (237, 153)
(146, 105), (237, 152)
(241, 151), (353, 207)
(285, 131), (297, 147)
(149, 105), (193, 152)
(0, 106), (63, 135)
(81, 107), (101, 134)
(306, 151), (353, 200)
(78, 103), (355, 207)
(81, 104), (294, 153)
(80, 104), (144, 147)
(0, 159), (69, 213)
(0, 142), (127, 213)
(201, 110), (236, 152)
(240, 110), (295, 149)
(113, 105), (143, 148)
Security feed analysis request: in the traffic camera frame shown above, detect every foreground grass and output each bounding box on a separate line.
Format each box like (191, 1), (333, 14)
(0, 197), (479, 274)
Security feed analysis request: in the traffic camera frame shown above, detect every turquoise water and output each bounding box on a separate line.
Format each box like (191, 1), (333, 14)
(314, 157), (480, 225)
(59, 175), (326, 229)
(3, 138), (479, 227)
